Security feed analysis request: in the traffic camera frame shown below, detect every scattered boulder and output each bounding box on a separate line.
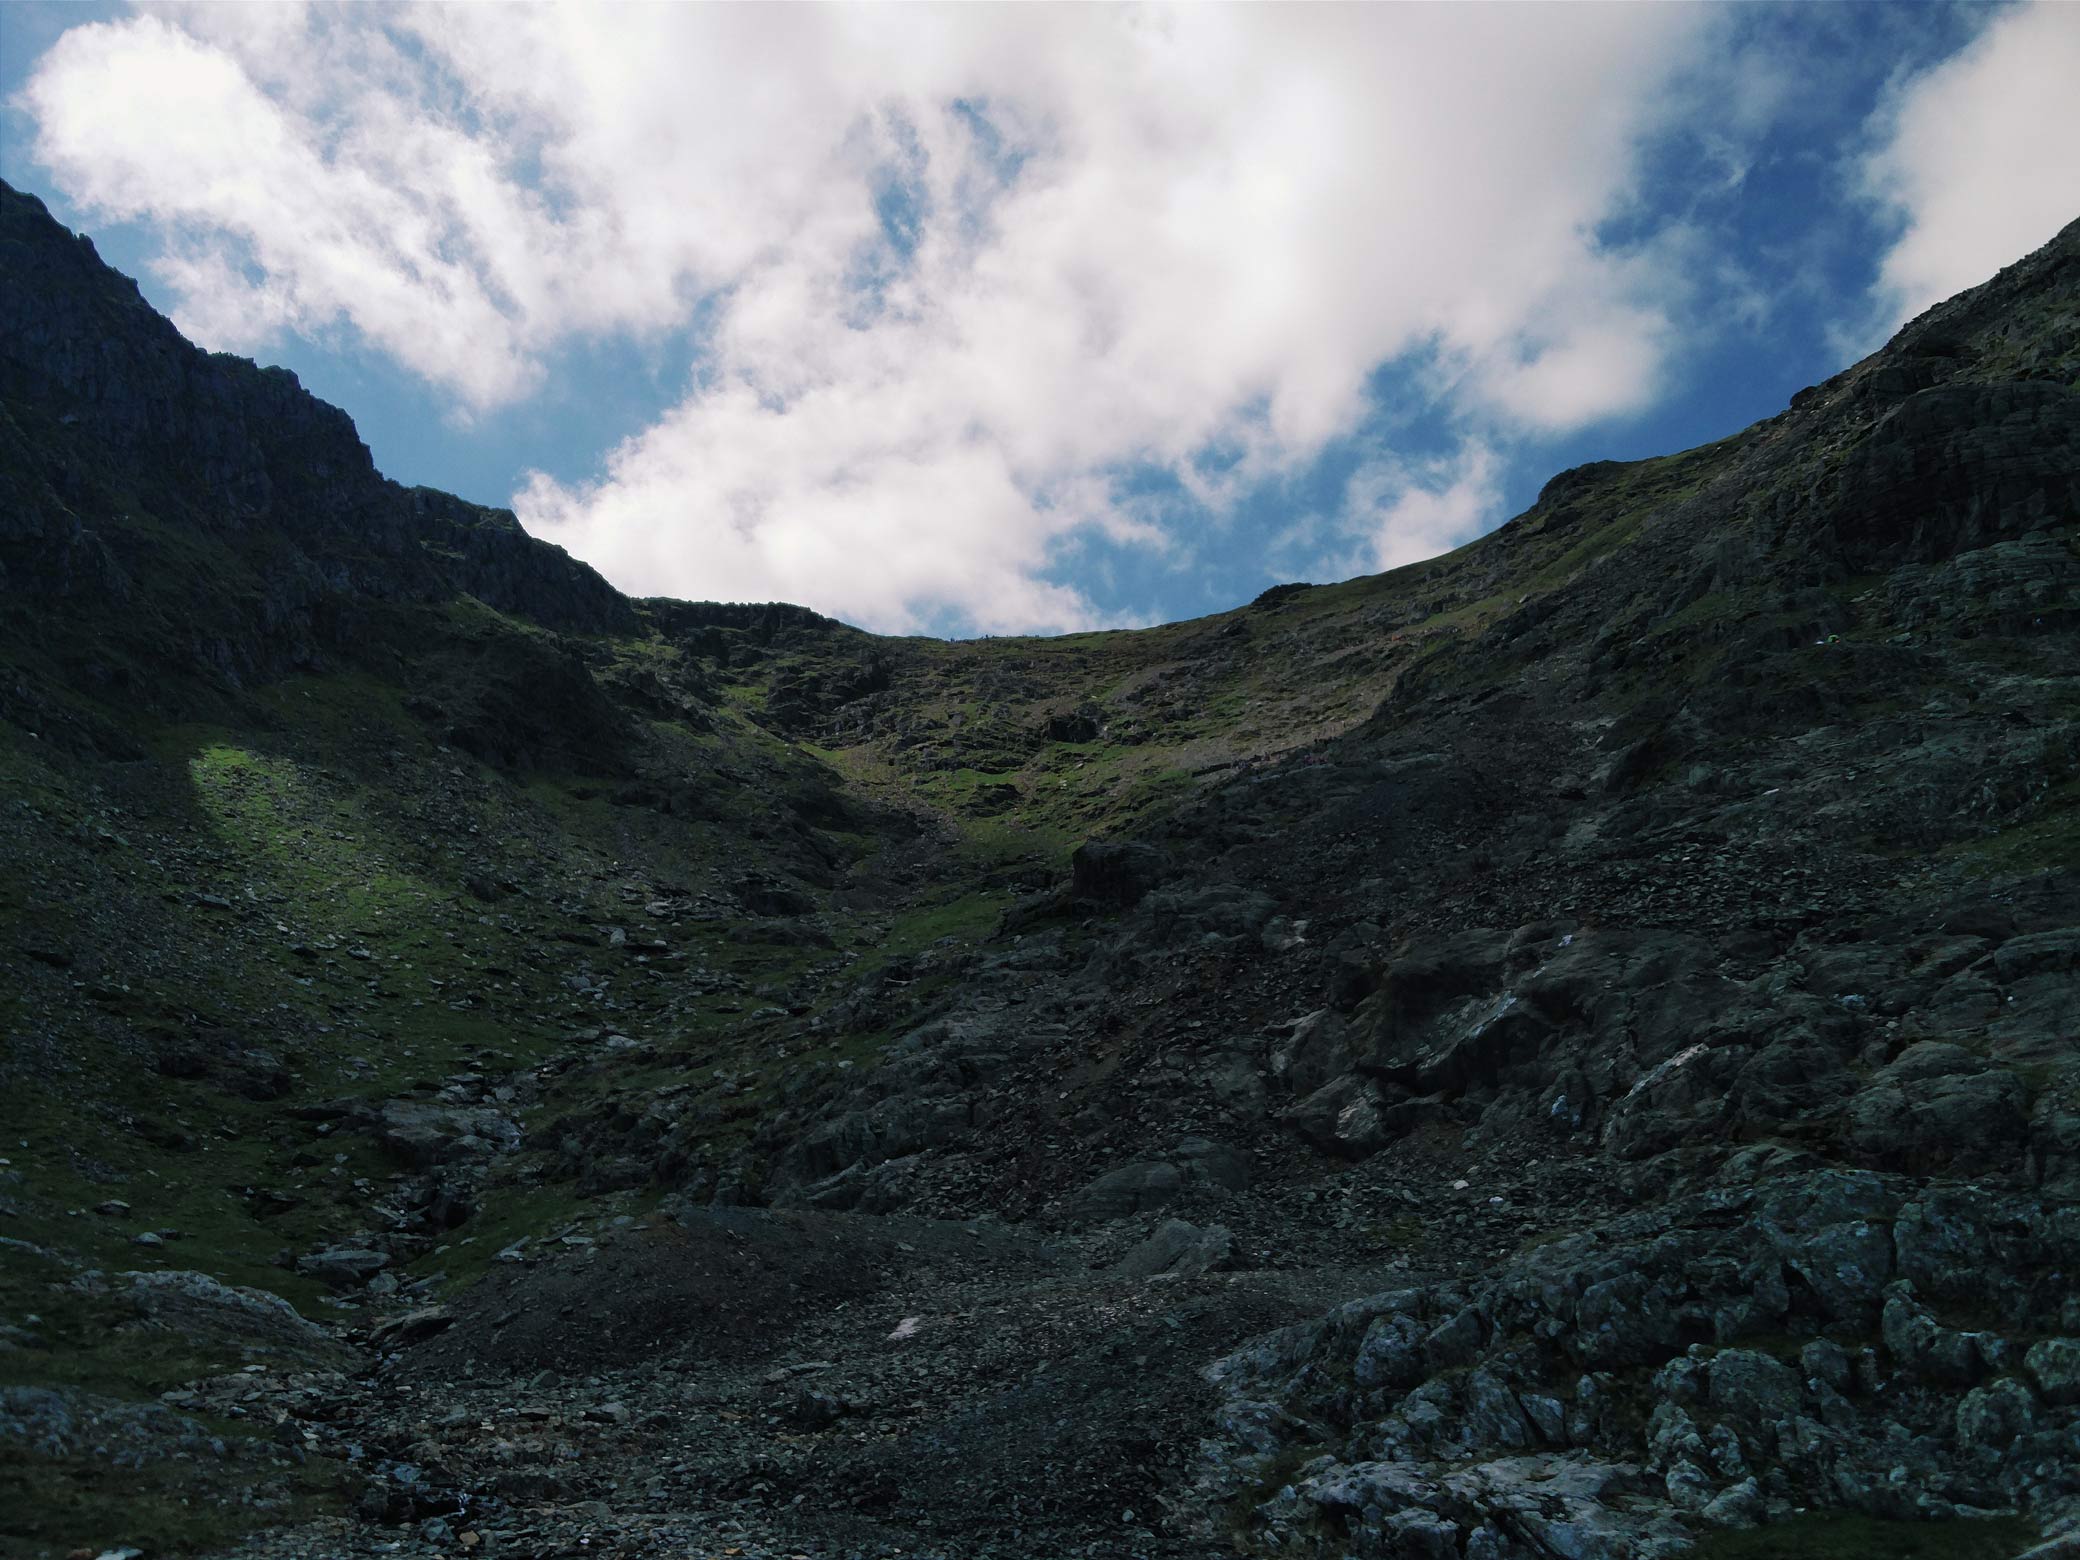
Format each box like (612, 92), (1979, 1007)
(1040, 706), (1102, 743)
(1066, 1139), (1247, 1222)
(2026, 1338), (2080, 1406)
(378, 1101), (522, 1167)
(368, 1307), (457, 1351)
(1284, 1073), (1392, 1158)
(114, 1269), (340, 1362)
(1205, 1166), (2080, 1555)
(296, 1247), (390, 1288)
(1113, 1220), (1234, 1280)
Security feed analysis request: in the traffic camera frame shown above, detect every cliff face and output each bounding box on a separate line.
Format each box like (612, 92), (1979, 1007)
(0, 181), (633, 697)
(2, 178), (2078, 1560)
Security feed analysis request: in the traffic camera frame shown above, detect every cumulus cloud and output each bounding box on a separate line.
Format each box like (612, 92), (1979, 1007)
(1861, 0), (2080, 327)
(20, 14), (550, 408)
(1346, 443), (1505, 576)
(23, 4), (1762, 630)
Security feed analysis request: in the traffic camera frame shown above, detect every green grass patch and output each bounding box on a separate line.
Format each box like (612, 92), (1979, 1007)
(422, 1182), (619, 1296)
(877, 891), (1008, 956)
(1, 1440), (349, 1560)
(1941, 779), (2080, 874)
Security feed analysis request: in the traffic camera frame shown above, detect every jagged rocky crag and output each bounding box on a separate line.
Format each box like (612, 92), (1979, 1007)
(1, 175), (2077, 1560)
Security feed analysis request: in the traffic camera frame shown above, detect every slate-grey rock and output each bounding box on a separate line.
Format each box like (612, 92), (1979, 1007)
(1284, 1073), (1392, 1158)
(377, 1100), (522, 1167)
(296, 1247), (390, 1288)
(1065, 1138), (1246, 1221)
(1353, 1310), (1427, 1392)
(116, 1269), (339, 1362)
(9, 179), (2080, 1560)
(2025, 1338), (2080, 1406)
(1955, 1378), (2040, 1456)
(1707, 1349), (1801, 1428)
(1113, 1220), (1233, 1280)
(1700, 1476), (1766, 1529)
(1881, 1285), (1985, 1385)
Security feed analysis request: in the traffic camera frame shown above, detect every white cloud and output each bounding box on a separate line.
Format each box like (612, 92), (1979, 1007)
(1476, 300), (1673, 434)
(1345, 443), (1505, 576)
(1862, 0), (2080, 327)
(20, 15), (547, 408)
(22, 4), (1747, 631)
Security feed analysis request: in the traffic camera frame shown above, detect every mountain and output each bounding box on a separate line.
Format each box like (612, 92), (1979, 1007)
(2, 174), (2077, 1560)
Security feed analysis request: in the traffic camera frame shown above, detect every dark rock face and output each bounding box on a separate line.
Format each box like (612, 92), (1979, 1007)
(1070, 838), (1170, 907)
(1040, 705), (1103, 742)
(1202, 1171), (2080, 1556)
(1829, 382), (2080, 569)
(0, 178), (634, 700)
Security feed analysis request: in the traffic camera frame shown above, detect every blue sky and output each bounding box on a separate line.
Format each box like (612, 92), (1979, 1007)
(4, 3), (2076, 635)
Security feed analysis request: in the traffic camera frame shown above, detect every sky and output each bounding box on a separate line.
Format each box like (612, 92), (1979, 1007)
(3, 3), (2077, 637)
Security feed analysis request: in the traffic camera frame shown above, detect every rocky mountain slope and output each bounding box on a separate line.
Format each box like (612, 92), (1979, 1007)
(2, 175), (2078, 1560)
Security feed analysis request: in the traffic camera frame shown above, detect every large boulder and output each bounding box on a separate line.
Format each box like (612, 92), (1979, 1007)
(2026, 1338), (2080, 1406)
(1845, 1044), (2031, 1173)
(80, 1269), (341, 1364)
(1065, 1138), (1247, 1222)
(1114, 1220), (1234, 1280)
(378, 1100), (522, 1167)
(296, 1247), (390, 1288)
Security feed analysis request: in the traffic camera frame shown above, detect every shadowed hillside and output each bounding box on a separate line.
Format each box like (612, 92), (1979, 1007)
(3, 178), (2078, 1560)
